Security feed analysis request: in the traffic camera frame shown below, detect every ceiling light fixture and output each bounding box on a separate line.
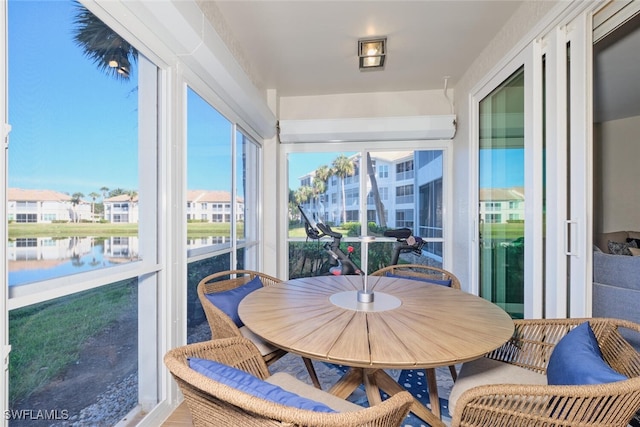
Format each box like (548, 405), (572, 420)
(358, 37), (386, 71)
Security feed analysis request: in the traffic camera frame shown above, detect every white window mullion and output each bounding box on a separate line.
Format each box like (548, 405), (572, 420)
(524, 41), (545, 320)
(567, 13), (592, 318)
(2, 0), (9, 422)
(543, 26), (569, 319)
(231, 125), (238, 269)
(137, 56), (160, 412)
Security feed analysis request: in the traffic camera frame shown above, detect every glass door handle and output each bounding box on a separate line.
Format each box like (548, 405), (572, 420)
(565, 219), (578, 256)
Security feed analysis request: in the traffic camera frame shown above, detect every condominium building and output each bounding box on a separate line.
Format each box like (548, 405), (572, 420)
(7, 188), (92, 223)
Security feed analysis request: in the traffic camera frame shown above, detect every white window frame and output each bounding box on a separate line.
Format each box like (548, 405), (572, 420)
(277, 140), (454, 278)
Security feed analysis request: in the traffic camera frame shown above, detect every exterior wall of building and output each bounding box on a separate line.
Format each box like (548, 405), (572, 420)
(7, 199), (91, 223)
(300, 152), (442, 234)
(185, 201), (244, 223)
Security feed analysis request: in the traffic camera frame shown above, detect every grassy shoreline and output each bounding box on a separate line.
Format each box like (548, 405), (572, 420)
(8, 222), (237, 239)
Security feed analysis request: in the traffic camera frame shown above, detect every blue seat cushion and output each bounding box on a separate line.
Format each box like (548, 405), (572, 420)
(188, 357), (336, 412)
(385, 271), (452, 286)
(547, 321), (627, 385)
(204, 275), (263, 327)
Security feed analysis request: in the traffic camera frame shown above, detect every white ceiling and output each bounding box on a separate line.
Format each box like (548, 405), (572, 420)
(213, 1), (638, 123)
(214, 1), (524, 97)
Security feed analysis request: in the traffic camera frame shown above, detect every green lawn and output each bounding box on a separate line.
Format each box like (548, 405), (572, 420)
(9, 280), (135, 404)
(481, 222), (525, 240)
(8, 222), (240, 239)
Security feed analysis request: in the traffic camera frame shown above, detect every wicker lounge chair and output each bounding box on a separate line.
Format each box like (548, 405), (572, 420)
(164, 337), (414, 427)
(197, 269), (321, 388)
(448, 317), (640, 427)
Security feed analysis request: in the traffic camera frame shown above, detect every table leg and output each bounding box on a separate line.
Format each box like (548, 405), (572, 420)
(425, 368), (441, 419)
(327, 367), (363, 399)
(373, 369), (445, 427)
(363, 369), (382, 406)
(303, 357), (322, 389)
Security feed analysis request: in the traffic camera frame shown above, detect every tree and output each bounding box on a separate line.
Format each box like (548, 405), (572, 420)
(294, 186), (313, 208)
(366, 153), (387, 228)
(88, 192), (100, 222)
(70, 192), (85, 223)
(332, 154), (355, 224)
(313, 165), (331, 215)
(108, 188), (127, 198)
(72, 2), (138, 81)
(100, 186), (109, 201)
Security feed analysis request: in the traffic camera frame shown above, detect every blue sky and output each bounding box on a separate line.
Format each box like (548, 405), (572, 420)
(8, 0), (141, 197)
(7, 0), (235, 198)
(7, 0), (319, 199)
(288, 152), (347, 190)
(479, 148), (524, 188)
(7, 1), (522, 199)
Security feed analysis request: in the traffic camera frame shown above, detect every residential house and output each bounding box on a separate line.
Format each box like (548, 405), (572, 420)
(103, 194), (139, 223)
(186, 190), (244, 223)
(7, 188), (91, 223)
(479, 188), (525, 225)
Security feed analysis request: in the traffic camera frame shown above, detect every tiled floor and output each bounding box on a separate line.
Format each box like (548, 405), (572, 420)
(161, 402), (192, 426)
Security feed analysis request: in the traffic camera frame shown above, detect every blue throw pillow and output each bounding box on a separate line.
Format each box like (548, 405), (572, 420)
(547, 322), (627, 385)
(205, 275), (263, 327)
(385, 271), (452, 287)
(188, 357), (336, 413)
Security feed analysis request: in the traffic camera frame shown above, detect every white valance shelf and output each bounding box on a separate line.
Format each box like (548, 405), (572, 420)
(278, 115), (457, 143)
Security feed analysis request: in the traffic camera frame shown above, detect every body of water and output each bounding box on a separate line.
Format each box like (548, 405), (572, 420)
(8, 236), (138, 286)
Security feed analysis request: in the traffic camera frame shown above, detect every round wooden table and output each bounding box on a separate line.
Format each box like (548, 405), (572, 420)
(238, 274), (514, 425)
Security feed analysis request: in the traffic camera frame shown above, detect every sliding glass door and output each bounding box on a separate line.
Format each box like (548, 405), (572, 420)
(474, 11), (593, 320)
(478, 68), (526, 318)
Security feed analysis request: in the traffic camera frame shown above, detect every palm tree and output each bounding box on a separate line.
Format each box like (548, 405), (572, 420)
(70, 192), (85, 223)
(332, 154), (355, 224)
(88, 192), (100, 222)
(366, 153), (387, 228)
(313, 165), (331, 216)
(72, 2), (138, 81)
(108, 188), (127, 197)
(295, 186), (313, 209)
(100, 186), (109, 200)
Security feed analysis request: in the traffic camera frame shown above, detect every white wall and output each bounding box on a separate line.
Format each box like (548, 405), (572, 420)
(278, 89), (452, 119)
(595, 115), (640, 232)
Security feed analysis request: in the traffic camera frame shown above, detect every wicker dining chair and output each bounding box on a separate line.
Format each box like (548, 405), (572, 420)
(370, 264), (461, 290)
(164, 337), (414, 427)
(371, 264), (461, 382)
(370, 264), (461, 420)
(448, 317), (640, 427)
(197, 269), (321, 388)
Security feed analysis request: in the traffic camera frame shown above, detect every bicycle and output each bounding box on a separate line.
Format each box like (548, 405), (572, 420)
(297, 205), (427, 276)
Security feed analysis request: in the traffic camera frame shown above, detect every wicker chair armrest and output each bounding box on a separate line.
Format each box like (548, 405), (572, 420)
(451, 378), (640, 427)
(197, 290), (244, 340)
(197, 270), (283, 340)
(164, 337), (270, 379)
(165, 337), (415, 427)
(485, 318), (590, 373)
(486, 318), (640, 375)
